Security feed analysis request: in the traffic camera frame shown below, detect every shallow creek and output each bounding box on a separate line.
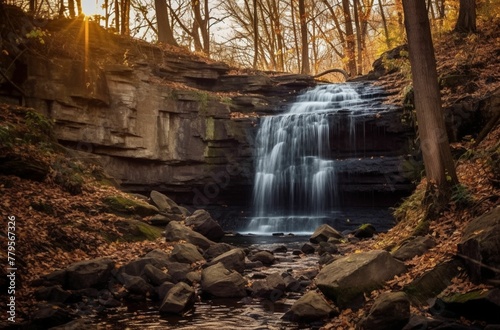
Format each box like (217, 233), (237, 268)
(95, 236), (321, 329)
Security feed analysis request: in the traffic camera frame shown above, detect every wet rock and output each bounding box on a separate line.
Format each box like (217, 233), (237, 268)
(458, 206), (500, 283)
(245, 260), (264, 270)
(32, 304), (76, 328)
(301, 243), (316, 254)
(150, 190), (183, 215)
(430, 288), (500, 323)
(316, 241), (339, 255)
(251, 273), (286, 301)
(283, 274), (302, 292)
(358, 291), (410, 330)
(165, 261), (191, 283)
(35, 285), (73, 303)
(315, 250), (406, 308)
(185, 209), (225, 242)
(165, 221), (214, 250)
(392, 235), (436, 261)
(273, 245), (288, 253)
(206, 248), (246, 273)
(186, 271), (201, 284)
(65, 258), (114, 290)
(318, 253), (336, 266)
(249, 250), (275, 266)
(289, 290), (339, 321)
(310, 224), (342, 244)
(98, 290), (121, 308)
(203, 242), (234, 260)
(353, 223), (377, 239)
(404, 259), (463, 305)
(159, 282), (196, 315)
(120, 273), (155, 296)
(157, 281), (176, 300)
(201, 262), (247, 298)
(119, 257), (163, 278)
(143, 264), (172, 286)
(170, 243), (205, 264)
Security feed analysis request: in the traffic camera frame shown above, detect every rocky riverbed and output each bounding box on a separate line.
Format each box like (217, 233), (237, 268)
(22, 190), (500, 330)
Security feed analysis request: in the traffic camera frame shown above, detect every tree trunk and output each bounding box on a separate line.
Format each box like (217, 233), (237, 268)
(252, 0), (259, 69)
(454, 0), (476, 33)
(353, 0), (363, 75)
(342, 0), (356, 76)
(154, 0), (178, 46)
(114, 0), (120, 32)
(299, 0), (310, 74)
(379, 0), (391, 49)
(68, 0), (75, 18)
(403, 0), (458, 189)
(120, 0), (130, 35)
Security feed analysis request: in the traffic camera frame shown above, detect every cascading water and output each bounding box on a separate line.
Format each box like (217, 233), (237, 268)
(246, 83), (391, 235)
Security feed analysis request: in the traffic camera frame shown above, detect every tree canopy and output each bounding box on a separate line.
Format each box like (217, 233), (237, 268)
(4, 0), (498, 78)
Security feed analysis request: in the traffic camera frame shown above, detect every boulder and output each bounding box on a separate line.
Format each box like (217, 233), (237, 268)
(289, 290), (338, 321)
(119, 257), (163, 278)
(316, 241), (339, 255)
(203, 242), (234, 260)
(103, 195), (159, 217)
(358, 291), (411, 330)
(251, 273), (286, 301)
(143, 264), (172, 286)
(403, 259), (463, 305)
(165, 221), (214, 250)
(249, 250), (275, 266)
(201, 262), (247, 298)
(430, 288), (500, 323)
(310, 224), (342, 244)
(32, 304), (76, 328)
(315, 250), (406, 308)
(35, 285), (72, 303)
(170, 243), (205, 264)
(65, 258), (114, 290)
(283, 273), (302, 293)
(301, 243), (316, 254)
(458, 207), (500, 283)
(159, 282), (196, 315)
(120, 273), (155, 296)
(185, 209), (225, 242)
(149, 214), (180, 226)
(392, 235), (436, 261)
(353, 223), (377, 239)
(145, 249), (170, 267)
(157, 281), (176, 300)
(150, 190), (183, 215)
(165, 261), (192, 283)
(206, 248), (246, 273)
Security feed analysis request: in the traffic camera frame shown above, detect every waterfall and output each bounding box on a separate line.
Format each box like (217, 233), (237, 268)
(246, 83), (387, 235)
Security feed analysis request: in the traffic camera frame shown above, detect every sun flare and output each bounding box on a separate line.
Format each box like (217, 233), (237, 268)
(81, 0), (102, 17)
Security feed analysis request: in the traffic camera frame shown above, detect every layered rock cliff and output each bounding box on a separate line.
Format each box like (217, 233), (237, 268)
(0, 11), (415, 217)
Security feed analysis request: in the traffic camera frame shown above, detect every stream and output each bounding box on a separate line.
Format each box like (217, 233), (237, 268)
(95, 236), (320, 329)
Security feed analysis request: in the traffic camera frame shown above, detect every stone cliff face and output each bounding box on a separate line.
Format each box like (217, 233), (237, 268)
(0, 18), (317, 209)
(0, 17), (415, 216)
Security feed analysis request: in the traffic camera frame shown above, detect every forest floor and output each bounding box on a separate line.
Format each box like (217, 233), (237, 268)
(0, 13), (499, 329)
